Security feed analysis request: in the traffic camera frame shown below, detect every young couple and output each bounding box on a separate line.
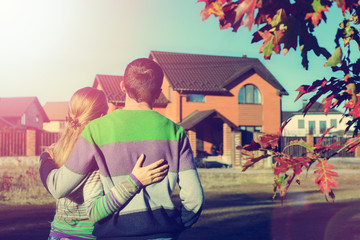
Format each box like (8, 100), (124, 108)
(39, 58), (205, 240)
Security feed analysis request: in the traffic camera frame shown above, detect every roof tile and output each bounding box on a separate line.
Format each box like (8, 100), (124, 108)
(150, 51), (288, 95)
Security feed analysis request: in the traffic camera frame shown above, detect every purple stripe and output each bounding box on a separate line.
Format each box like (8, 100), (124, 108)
(108, 191), (118, 209)
(96, 140), (195, 176)
(65, 137), (98, 174)
(110, 190), (122, 207)
(130, 173), (143, 188)
(104, 196), (112, 214)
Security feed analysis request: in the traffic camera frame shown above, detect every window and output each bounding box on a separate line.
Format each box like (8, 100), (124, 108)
(169, 86), (173, 103)
(298, 119), (304, 129)
(330, 119), (337, 128)
(308, 121), (315, 134)
(21, 114), (26, 125)
(238, 84), (261, 104)
(238, 126), (262, 132)
(186, 94), (205, 102)
(320, 121), (326, 134)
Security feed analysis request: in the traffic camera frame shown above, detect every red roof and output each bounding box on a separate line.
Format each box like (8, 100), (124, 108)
(43, 102), (69, 121)
(0, 97), (49, 122)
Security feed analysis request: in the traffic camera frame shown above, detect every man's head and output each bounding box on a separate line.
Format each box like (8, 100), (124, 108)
(123, 58), (164, 105)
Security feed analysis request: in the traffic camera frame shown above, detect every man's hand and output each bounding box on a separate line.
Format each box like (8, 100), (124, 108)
(131, 154), (169, 186)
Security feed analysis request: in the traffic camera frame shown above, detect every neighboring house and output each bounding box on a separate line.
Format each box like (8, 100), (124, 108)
(93, 51), (288, 166)
(282, 101), (352, 137)
(43, 102), (69, 132)
(0, 97), (49, 130)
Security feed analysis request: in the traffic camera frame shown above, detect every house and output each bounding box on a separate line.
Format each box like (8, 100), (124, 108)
(43, 102), (69, 132)
(281, 101), (352, 137)
(93, 51), (288, 166)
(0, 97), (49, 130)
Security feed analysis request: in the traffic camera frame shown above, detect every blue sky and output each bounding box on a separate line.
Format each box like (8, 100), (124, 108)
(0, 0), (352, 111)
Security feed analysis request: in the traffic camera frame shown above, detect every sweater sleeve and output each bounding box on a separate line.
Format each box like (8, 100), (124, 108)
(39, 151), (93, 199)
(178, 133), (205, 228)
(39, 127), (98, 199)
(83, 171), (143, 224)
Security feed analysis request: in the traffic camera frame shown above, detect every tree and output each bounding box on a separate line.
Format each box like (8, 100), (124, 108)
(198, 0), (360, 201)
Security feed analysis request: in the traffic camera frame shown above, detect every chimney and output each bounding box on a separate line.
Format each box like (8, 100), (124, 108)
(302, 99), (307, 109)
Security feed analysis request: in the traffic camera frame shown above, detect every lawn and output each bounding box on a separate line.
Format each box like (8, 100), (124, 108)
(1, 164), (360, 239)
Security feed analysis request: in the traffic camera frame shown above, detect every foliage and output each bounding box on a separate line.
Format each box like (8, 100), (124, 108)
(199, 0), (360, 201)
(237, 122), (344, 202)
(199, 0), (360, 129)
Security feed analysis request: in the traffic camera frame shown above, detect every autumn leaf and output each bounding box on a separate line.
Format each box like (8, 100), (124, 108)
(199, 0), (226, 21)
(234, 0), (261, 31)
(305, 0), (329, 27)
(314, 160), (338, 201)
(345, 136), (360, 152)
(315, 127), (333, 148)
(238, 140), (261, 151)
(324, 47), (342, 67)
(258, 28), (285, 59)
(321, 95), (334, 115)
(334, 0), (346, 13)
(242, 153), (271, 171)
(295, 79), (327, 102)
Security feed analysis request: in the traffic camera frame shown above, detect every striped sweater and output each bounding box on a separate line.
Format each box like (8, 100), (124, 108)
(40, 109), (205, 239)
(40, 164), (143, 239)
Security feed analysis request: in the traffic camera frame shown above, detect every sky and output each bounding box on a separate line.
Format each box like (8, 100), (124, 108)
(0, 0), (354, 111)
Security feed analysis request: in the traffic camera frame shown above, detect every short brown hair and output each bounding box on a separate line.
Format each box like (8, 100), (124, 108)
(124, 58), (164, 104)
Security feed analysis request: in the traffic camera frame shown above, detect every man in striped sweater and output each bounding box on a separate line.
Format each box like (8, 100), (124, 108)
(40, 58), (205, 240)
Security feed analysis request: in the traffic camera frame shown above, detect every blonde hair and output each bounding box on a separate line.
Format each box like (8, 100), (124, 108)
(49, 87), (108, 167)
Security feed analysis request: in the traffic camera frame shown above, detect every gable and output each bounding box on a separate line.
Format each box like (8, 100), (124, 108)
(149, 51), (288, 96)
(43, 102), (69, 121)
(0, 97), (49, 122)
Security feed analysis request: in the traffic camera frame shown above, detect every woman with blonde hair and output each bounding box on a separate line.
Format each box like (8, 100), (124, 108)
(42, 87), (168, 240)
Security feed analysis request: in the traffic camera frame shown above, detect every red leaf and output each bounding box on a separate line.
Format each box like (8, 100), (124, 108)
(241, 140), (261, 151)
(305, 0), (329, 27)
(314, 160), (338, 200)
(315, 127), (333, 148)
(199, 0), (227, 21)
(242, 153), (271, 171)
(259, 134), (280, 149)
(321, 95), (334, 115)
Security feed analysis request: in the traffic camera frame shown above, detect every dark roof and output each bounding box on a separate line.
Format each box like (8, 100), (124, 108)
(92, 74), (168, 107)
(282, 111), (295, 122)
(0, 97), (49, 122)
(293, 102), (342, 115)
(179, 109), (238, 130)
(149, 51), (288, 96)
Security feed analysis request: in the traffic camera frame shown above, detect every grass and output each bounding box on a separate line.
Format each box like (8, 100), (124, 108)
(0, 158), (359, 205)
(0, 165), (54, 205)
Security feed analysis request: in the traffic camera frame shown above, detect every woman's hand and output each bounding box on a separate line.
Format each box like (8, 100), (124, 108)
(131, 154), (169, 186)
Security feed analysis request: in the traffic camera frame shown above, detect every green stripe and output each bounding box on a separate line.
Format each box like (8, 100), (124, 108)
(127, 176), (138, 190)
(81, 110), (184, 145)
(51, 218), (94, 238)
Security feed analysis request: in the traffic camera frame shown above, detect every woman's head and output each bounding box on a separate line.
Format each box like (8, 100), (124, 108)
(68, 87), (109, 128)
(50, 87), (108, 167)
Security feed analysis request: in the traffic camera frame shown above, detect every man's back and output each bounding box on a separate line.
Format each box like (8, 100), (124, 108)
(80, 109), (204, 239)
